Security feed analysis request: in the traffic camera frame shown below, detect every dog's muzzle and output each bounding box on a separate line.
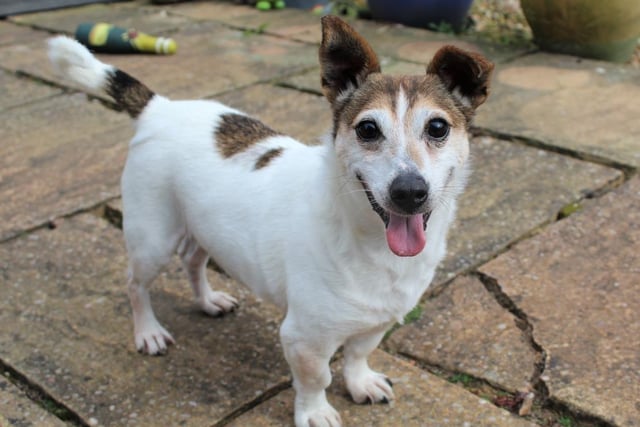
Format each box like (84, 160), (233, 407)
(356, 173), (431, 257)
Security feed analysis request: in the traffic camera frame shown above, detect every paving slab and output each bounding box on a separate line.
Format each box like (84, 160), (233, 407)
(0, 376), (68, 427)
(168, 2), (322, 44)
(0, 213), (288, 427)
(8, 2), (189, 35)
(475, 52), (640, 169)
(480, 176), (640, 426)
(0, 21), (318, 100)
(218, 84), (332, 144)
(0, 21), (47, 46)
(0, 94), (131, 241)
(0, 69), (61, 111)
(229, 349), (538, 427)
(386, 275), (537, 393)
(438, 135), (621, 284)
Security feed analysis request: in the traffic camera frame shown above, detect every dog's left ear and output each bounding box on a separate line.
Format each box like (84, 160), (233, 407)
(319, 16), (381, 106)
(427, 45), (494, 110)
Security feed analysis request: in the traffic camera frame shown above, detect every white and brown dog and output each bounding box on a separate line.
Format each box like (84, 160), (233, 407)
(48, 16), (492, 427)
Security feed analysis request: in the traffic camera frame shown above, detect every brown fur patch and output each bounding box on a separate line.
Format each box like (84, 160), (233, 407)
(254, 147), (284, 170)
(106, 70), (154, 118)
(216, 113), (280, 158)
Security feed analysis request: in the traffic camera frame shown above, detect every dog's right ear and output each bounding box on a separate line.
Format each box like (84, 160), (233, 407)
(319, 16), (381, 105)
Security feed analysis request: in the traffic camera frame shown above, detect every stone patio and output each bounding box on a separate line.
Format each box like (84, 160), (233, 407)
(0, 1), (638, 426)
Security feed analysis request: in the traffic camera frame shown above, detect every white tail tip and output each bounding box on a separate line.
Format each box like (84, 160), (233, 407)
(47, 35), (112, 92)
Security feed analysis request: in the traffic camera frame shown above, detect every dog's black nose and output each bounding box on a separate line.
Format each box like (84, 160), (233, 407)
(389, 173), (429, 213)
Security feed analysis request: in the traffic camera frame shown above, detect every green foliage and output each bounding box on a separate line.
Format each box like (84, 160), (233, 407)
(557, 416), (573, 427)
(449, 373), (474, 386)
(243, 22), (269, 36)
(403, 305), (423, 324)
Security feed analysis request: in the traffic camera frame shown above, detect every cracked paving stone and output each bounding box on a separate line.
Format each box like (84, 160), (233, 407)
(0, 213), (288, 426)
(481, 176), (640, 426)
(0, 21), (318, 101)
(0, 94), (131, 241)
(475, 52), (640, 169)
(218, 84), (332, 145)
(229, 350), (538, 427)
(386, 275), (538, 394)
(438, 135), (621, 285)
(0, 376), (68, 427)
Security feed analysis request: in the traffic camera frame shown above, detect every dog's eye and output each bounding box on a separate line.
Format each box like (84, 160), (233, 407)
(355, 120), (381, 142)
(426, 118), (450, 142)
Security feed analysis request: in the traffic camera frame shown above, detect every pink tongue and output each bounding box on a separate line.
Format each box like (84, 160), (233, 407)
(385, 213), (426, 257)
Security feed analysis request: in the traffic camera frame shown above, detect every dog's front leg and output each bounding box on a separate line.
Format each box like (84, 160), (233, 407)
(343, 329), (394, 405)
(281, 315), (342, 427)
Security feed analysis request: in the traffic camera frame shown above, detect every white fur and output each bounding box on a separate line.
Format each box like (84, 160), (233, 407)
(48, 35), (473, 427)
(47, 37), (112, 92)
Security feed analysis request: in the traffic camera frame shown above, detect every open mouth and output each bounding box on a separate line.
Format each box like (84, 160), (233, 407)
(357, 174), (431, 257)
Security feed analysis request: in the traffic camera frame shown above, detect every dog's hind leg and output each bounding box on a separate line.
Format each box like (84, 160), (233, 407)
(177, 235), (238, 316)
(343, 329), (394, 404)
(126, 246), (176, 356)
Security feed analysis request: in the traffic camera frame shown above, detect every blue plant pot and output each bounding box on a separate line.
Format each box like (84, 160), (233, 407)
(286, 0), (329, 10)
(368, 0), (473, 32)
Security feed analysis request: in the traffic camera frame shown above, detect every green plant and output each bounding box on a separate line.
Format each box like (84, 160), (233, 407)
(403, 305), (423, 324)
(428, 21), (456, 34)
(449, 373), (474, 386)
(243, 22), (270, 36)
(557, 416), (573, 427)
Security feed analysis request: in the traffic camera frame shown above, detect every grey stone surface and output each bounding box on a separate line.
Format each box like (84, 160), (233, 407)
(475, 52), (640, 168)
(169, 3), (323, 44)
(439, 136), (621, 284)
(0, 69), (61, 110)
(0, 21), (46, 46)
(0, 22), (318, 100)
(0, 94), (130, 241)
(481, 176), (640, 426)
(229, 350), (538, 427)
(0, 377), (68, 427)
(0, 214), (288, 427)
(386, 275), (537, 393)
(8, 2), (189, 35)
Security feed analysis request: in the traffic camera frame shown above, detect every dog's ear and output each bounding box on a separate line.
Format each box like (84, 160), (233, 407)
(319, 16), (381, 105)
(427, 45), (494, 109)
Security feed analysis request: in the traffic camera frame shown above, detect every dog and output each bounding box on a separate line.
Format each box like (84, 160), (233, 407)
(48, 16), (492, 427)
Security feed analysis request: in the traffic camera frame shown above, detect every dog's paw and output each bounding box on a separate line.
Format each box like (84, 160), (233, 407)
(346, 369), (394, 404)
(134, 323), (175, 355)
(198, 290), (239, 317)
(295, 402), (342, 427)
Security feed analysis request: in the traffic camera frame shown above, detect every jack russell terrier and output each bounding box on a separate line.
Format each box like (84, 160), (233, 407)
(48, 16), (492, 427)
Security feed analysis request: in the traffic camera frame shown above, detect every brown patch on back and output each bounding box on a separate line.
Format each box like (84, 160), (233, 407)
(254, 147), (284, 170)
(216, 113), (280, 158)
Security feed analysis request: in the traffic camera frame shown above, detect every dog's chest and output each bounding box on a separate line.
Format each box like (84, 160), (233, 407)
(336, 257), (432, 326)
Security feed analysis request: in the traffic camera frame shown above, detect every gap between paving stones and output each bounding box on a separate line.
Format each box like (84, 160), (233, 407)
(1, 359), (87, 427)
(471, 272), (616, 427)
(473, 127), (638, 178)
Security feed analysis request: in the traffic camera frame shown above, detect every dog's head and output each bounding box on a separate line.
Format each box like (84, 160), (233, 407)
(319, 16), (493, 257)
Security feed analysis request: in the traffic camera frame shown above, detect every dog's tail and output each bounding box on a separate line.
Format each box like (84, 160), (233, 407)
(47, 36), (155, 118)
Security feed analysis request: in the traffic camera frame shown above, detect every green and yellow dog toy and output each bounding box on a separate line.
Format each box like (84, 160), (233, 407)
(75, 22), (177, 54)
